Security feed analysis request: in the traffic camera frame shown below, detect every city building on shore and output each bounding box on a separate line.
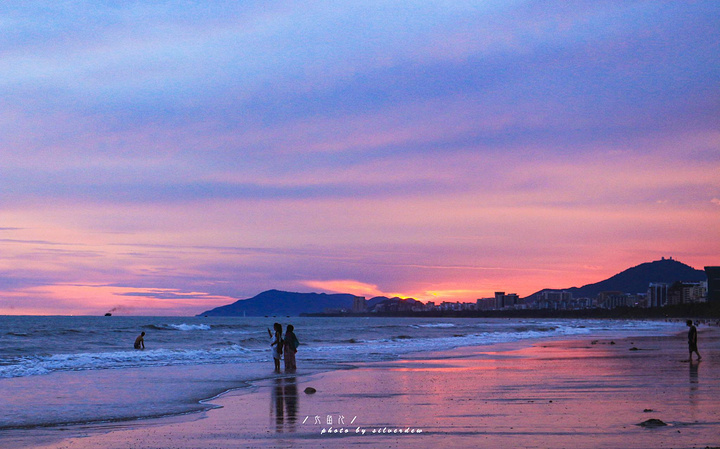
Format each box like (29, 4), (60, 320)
(494, 292), (520, 309)
(706, 266), (720, 302)
(647, 283), (668, 308)
(667, 281), (707, 306)
(352, 296), (368, 313)
(347, 266), (714, 314)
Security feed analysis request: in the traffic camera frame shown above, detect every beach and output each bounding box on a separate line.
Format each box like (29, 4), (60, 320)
(2, 324), (717, 449)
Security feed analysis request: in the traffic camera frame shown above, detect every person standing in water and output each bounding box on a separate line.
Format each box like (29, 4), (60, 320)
(134, 331), (145, 350)
(687, 320), (701, 361)
(283, 324), (300, 371)
(268, 323), (283, 372)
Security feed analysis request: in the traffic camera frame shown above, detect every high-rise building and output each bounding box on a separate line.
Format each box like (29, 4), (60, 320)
(352, 296), (367, 313)
(647, 283), (668, 308)
(684, 282), (707, 303)
(668, 281), (708, 305)
(535, 290), (573, 309)
(598, 291), (627, 309)
(705, 267), (720, 302)
(494, 292), (519, 309)
(476, 297), (495, 310)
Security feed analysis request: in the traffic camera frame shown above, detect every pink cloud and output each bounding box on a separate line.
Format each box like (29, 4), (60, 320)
(0, 284), (235, 316)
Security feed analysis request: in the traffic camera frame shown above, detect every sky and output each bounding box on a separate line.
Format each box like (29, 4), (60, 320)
(1, 1), (719, 315)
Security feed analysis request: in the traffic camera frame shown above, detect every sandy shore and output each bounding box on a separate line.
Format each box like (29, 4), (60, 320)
(3, 326), (719, 449)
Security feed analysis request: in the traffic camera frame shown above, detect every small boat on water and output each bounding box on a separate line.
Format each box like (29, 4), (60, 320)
(104, 313), (112, 316)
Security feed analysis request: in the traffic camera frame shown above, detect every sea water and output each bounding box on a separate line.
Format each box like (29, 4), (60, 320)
(0, 316), (678, 430)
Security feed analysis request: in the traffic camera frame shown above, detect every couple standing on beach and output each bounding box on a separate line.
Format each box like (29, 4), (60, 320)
(269, 323), (300, 372)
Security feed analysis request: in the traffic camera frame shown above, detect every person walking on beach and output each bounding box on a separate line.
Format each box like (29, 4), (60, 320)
(268, 323), (283, 372)
(134, 331), (145, 350)
(687, 320), (701, 361)
(283, 324), (300, 371)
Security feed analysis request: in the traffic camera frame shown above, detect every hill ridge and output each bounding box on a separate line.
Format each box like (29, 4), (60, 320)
(199, 258), (708, 316)
(523, 258), (706, 301)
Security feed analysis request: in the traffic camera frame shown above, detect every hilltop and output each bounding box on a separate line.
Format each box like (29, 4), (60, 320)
(197, 289), (424, 317)
(197, 290), (358, 317)
(524, 258), (706, 301)
(199, 258), (709, 317)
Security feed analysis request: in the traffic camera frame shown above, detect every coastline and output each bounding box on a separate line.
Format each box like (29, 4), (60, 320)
(2, 324), (718, 449)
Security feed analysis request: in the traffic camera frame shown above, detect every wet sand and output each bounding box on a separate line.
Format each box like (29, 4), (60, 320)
(4, 327), (719, 449)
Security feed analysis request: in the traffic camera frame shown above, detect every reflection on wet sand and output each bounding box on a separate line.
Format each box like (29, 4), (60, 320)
(688, 359), (699, 421)
(271, 376), (298, 433)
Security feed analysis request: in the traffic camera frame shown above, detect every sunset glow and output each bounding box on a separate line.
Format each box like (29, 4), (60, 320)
(1, 1), (719, 315)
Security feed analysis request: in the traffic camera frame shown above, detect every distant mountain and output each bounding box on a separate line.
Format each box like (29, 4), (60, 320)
(198, 290), (425, 317)
(525, 258), (707, 301)
(202, 259), (708, 315)
(198, 289), (359, 317)
(367, 296), (423, 312)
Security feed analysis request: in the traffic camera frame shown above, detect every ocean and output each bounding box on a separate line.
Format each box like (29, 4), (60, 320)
(0, 316), (678, 430)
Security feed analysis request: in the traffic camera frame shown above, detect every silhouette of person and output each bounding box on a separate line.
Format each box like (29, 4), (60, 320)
(268, 323), (283, 371)
(134, 331), (145, 349)
(686, 320), (701, 361)
(283, 324), (299, 371)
